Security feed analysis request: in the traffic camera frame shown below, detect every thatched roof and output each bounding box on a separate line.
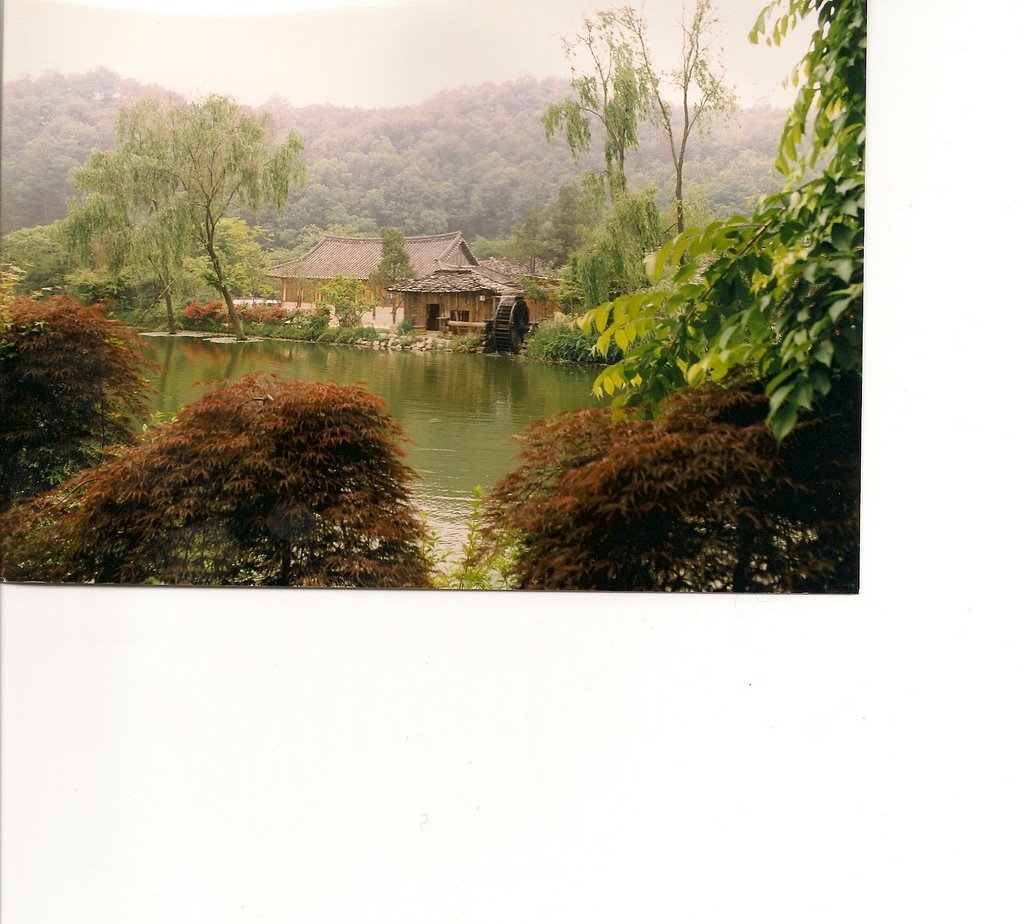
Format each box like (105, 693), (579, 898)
(388, 265), (522, 296)
(268, 231), (475, 280)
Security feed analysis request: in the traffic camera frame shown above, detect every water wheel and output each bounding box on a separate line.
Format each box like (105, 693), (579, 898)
(487, 296), (530, 354)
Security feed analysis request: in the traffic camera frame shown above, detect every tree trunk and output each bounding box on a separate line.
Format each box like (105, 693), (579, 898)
(163, 286), (177, 335)
(0, 457), (14, 512)
(674, 160), (685, 235)
(222, 289), (244, 340)
(279, 542), (292, 586)
(206, 241), (245, 340)
(731, 514), (755, 593)
(673, 131), (690, 235)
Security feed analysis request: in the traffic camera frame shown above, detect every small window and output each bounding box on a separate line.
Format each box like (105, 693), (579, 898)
(458, 310), (470, 323)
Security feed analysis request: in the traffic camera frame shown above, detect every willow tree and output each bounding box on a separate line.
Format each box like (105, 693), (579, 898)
(65, 98), (192, 334)
(542, 8), (653, 203)
(168, 96), (305, 339)
(619, 2), (736, 234)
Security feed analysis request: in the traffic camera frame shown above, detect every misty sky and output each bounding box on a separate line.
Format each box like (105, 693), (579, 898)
(3, 0), (814, 110)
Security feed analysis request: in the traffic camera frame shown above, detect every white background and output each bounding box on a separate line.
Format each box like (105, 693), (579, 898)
(4, 2), (1024, 921)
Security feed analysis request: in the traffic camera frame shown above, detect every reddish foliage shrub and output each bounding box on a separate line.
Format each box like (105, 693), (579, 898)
(238, 303), (288, 325)
(0, 295), (153, 510)
(481, 378), (860, 592)
(181, 300), (227, 330)
(0, 374), (431, 587)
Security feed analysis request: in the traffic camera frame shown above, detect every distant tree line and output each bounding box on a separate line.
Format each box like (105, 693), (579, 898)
(2, 70), (786, 245)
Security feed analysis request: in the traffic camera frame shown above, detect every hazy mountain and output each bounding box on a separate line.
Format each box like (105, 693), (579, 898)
(2, 69), (787, 244)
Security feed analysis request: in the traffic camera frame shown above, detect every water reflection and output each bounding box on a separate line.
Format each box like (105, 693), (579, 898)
(142, 335), (599, 549)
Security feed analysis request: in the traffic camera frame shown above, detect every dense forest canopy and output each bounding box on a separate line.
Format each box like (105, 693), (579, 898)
(2, 69), (788, 246)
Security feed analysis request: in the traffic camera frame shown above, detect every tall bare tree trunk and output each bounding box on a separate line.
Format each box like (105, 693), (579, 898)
(205, 241), (245, 340)
(674, 164), (685, 234)
(163, 285), (177, 335)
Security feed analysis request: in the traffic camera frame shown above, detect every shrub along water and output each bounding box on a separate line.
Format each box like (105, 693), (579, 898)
(449, 333), (483, 354)
(523, 318), (622, 365)
(318, 325), (382, 345)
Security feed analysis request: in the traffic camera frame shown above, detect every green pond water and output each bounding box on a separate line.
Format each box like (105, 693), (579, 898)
(142, 333), (600, 550)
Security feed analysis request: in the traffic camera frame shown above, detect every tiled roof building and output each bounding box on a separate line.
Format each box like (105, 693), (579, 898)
(266, 230), (560, 329)
(389, 265), (521, 297)
(268, 232), (475, 283)
(476, 256), (558, 280)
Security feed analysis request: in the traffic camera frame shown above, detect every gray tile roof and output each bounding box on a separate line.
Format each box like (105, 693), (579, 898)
(388, 266), (522, 296)
(477, 256), (559, 279)
(268, 231), (475, 280)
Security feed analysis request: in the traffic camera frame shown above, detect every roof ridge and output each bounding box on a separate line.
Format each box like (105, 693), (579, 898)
(268, 232), (474, 280)
(314, 231), (462, 243)
(437, 232), (461, 260)
(406, 230), (461, 242)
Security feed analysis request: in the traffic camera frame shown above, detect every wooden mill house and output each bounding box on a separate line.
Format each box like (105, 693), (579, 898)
(268, 231), (558, 333)
(267, 231), (477, 307)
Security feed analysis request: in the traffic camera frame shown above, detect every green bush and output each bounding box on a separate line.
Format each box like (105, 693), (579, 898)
(319, 325), (380, 344)
(432, 486), (518, 590)
(111, 303), (164, 330)
(319, 275), (373, 328)
(523, 319), (622, 364)
(245, 321), (293, 339)
(397, 317), (414, 334)
(301, 304), (332, 340)
(450, 333), (483, 353)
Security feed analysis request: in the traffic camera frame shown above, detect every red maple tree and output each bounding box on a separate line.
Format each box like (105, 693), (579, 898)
(1, 374), (431, 587)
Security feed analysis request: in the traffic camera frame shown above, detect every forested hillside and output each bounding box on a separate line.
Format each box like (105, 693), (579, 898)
(2, 69), (786, 246)
(0, 70), (181, 233)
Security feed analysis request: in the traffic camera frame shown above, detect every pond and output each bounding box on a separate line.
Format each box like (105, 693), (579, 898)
(142, 334), (601, 550)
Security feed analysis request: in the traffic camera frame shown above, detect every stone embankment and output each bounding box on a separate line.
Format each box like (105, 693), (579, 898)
(358, 333), (483, 354)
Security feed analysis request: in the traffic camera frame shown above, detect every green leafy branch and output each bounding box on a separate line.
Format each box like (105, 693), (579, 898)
(577, 0), (864, 440)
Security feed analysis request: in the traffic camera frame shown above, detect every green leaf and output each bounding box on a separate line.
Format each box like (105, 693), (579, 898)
(813, 338), (835, 366)
(749, 7), (767, 42)
(769, 382), (794, 414)
(771, 400), (799, 442)
(840, 197), (862, 218)
(828, 297), (852, 323)
(831, 223), (853, 251)
(809, 365), (832, 395)
(765, 366), (797, 396)
(794, 383), (815, 410)
(644, 248), (665, 283)
(718, 323), (740, 349)
(834, 258), (854, 283)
